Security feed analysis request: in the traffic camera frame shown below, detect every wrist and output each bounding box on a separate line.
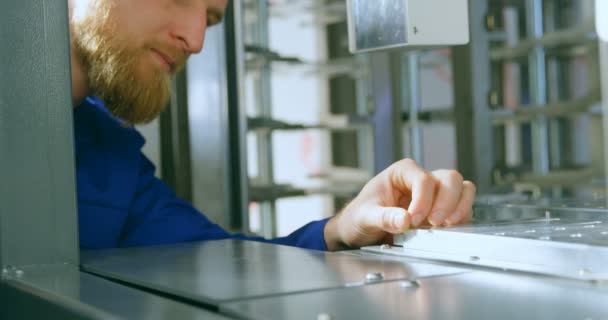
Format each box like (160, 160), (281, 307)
(324, 214), (349, 251)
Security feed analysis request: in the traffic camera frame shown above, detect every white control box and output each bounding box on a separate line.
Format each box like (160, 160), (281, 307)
(598, 0), (608, 41)
(347, 0), (470, 53)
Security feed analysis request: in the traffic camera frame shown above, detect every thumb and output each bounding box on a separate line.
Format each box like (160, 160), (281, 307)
(368, 206), (411, 234)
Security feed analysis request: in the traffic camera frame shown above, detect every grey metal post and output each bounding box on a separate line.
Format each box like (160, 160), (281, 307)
(452, 0), (494, 192)
(601, 41), (608, 200)
(370, 52), (404, 173)
(0, 0), (78, 267)
(403, 52), (424, 165)
(224, 0), (250, 232)
(526, 0), (551, 175)
(160, 70), (193, 202)
(253, 0), (278, 238)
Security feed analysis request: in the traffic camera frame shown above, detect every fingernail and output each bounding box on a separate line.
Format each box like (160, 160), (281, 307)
(411, 214), (424, 227)
(429, 212), (446, 226)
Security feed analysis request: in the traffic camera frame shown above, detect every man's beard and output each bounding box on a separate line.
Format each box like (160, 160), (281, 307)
(71, 1), (172, 125)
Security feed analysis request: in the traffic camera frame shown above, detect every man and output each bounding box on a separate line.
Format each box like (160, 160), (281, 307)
(69, 0), (476, 252)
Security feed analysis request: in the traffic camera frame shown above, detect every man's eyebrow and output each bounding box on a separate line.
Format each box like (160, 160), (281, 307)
(207, 7), (225, 25)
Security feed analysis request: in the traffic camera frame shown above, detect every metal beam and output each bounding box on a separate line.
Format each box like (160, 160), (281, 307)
(0, 0), (78, 267)
(370, 52), (404, 173)
(224, 0), (250, 232)
(160, 70), (193, 202)
(452, 0), (494, 192)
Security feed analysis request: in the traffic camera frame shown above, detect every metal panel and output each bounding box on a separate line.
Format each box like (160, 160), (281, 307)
(451, 0), (494, 192)
(0, 0), (78, 267)
(80, 240), (466, 306)
(2, 265), (231, 320)
(187, 25), (232, 229)
(386, 212), (608, 281)
(220, 271), (608, 320)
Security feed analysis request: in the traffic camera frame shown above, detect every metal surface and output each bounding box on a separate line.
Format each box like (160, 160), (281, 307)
(188, 25), (233, 228)
(80, 240), (467, 306)
(385, 209), (608, 281)
(220, 271), (608, 320)
(0, 0), (79, 267)
(452, 0), (494, 192)
(2, 264), (231, 320)
(347, 0), (469, 53)
(347, 0), (408, 52)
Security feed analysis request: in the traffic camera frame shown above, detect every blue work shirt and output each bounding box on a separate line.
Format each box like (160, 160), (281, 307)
(74, 97), (329, 251)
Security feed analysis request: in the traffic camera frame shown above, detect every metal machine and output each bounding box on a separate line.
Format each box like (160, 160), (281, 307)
(2, 0), (608, 319)
(346, 0), (470, 53)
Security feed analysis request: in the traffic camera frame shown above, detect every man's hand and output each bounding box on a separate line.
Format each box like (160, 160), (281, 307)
(324, 159), (476, 251)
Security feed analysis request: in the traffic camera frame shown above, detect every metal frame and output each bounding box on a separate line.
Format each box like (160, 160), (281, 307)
(160, 69), (194, 202)
(602, 40), (608, 196)
(526, 0), (551, 176)
(370, 52), (404, 173)
(0, 0), (78, 269)
(224, 0), (250, 232)
(452, 0), (494, 192)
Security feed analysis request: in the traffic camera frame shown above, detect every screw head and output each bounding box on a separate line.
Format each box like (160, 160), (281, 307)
(400, 280), (420, 289)
(579, 268), (592, 276)
(317, 313), (333, 320)
(365, 272), (384, 282)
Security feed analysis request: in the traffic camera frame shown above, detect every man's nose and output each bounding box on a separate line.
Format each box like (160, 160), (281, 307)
(171, 11), (207, 54)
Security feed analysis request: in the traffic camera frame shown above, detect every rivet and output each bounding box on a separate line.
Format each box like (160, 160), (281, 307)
(380, 244), (391, 250)
(400, 280), (420, 289)
(469, 256), (480, 261)
(365, 272), (384, 282)
(317, 313), (333, 320)
(579, 268), (592, 276)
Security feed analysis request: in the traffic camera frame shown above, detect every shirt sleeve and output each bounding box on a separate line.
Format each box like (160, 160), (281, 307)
(118, 153), (329, 251)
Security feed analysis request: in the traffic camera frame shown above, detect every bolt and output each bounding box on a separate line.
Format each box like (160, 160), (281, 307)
(380, 244), (391, 250)
(317, 313), (333, 320)
(400, 280), (420, 289)
(579, 268), (592, 276)
(365, 272), (384, 282)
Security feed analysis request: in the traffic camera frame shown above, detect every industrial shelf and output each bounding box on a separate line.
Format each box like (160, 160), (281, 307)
(490, 25), (597, 61)
(491, 91), (601, 125)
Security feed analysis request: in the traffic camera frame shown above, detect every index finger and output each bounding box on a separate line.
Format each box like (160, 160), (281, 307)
(387, 159), (436, 227)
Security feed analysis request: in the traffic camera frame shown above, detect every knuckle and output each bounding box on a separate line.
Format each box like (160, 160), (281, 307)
(399, 158), (417, 168)
(449, 170), (464, 183)
(464, 180), (477, 193)
(420, 173), (435, 187)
